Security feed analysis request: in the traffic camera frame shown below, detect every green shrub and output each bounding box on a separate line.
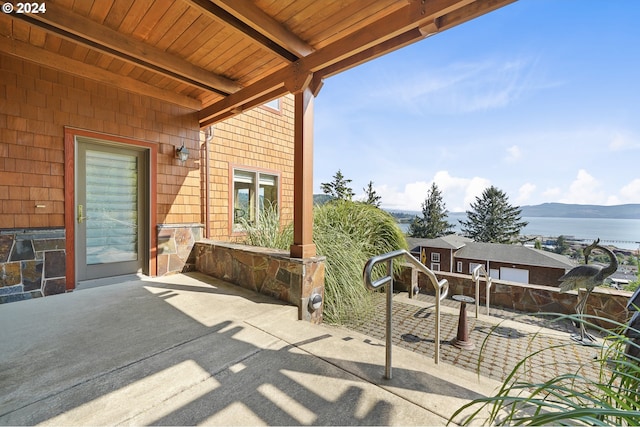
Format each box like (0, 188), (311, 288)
(450, 314), (640, 426)
(241, 200), (407, 324)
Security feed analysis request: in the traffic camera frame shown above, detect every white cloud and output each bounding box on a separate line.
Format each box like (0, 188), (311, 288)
(516, 183), (536, 204)
(559, 169), (606, 204)
(372, 56), (546, 115)
(609, 132), (640, 151)
(619, 179), (640, 202)
(377, 171), (491, 212)
(505, 145), (522, 163)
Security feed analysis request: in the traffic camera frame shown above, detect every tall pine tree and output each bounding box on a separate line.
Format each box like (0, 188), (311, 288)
(459, 186), (528, 243)
(363, 181), (382, 207)
(408, 182), (454, 238)
(320, 170), (355, 201)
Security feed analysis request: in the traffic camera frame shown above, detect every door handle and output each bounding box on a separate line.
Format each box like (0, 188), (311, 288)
(77, 204), (87, 223)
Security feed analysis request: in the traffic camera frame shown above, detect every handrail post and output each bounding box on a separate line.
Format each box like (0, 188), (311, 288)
(472, 265), (492, 317)
(385, 259), (393, 379)
(435, 280), (441, 364)
(363, 249), (448, 378)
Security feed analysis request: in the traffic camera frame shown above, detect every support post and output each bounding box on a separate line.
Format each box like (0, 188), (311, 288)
(290, 85), (317, 258)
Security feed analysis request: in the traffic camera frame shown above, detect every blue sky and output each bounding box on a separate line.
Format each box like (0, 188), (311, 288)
(313, 0), (640, 212)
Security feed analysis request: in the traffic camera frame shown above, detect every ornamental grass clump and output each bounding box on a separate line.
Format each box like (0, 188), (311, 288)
(450, 313), (640, 426)
(240, 200), (407, 325)
(313, 200), (407, 324)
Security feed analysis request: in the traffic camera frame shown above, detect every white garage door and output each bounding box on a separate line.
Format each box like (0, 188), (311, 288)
(500, 267), (529, 284)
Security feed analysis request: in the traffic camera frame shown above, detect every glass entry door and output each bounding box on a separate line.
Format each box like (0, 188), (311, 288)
(76, 139), (148, 281)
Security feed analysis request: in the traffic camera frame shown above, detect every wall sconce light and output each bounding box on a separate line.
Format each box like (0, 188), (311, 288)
(176, 143), (189, 162)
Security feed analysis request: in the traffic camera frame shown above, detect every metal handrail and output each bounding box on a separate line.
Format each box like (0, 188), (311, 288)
(472, 264), (493, 317)
(363, 249), (449, 379)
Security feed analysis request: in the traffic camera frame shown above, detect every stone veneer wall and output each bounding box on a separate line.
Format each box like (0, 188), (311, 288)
(194, 240), (325, 323)
(397, 267), (631, 329)
(157, 224), (203, 276)
(0, 228), (66, 303)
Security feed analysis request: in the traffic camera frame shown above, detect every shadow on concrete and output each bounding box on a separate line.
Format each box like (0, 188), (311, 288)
(0, 273), (486, 425)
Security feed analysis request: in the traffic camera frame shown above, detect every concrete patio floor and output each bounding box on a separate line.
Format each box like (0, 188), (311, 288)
(1, 272), (506, 426)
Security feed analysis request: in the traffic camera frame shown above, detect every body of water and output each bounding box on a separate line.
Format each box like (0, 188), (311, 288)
(399, 213), (640, 251)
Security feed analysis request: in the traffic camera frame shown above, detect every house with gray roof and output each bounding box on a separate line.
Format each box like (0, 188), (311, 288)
(407, 236), (576, 286)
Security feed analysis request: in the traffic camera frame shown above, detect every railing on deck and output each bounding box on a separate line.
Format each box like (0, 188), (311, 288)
(472, 264), (493, 317)
(363, 249), (449, 379)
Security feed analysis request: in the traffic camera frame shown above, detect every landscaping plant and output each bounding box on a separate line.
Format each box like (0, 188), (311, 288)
(450, 313), (640, 426)
(241, 200), (407, 324)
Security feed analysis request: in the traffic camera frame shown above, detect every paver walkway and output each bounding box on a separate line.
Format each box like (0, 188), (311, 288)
(343, 292), (609, 387)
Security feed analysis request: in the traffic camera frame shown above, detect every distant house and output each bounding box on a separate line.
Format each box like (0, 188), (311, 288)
(408, 236), (576, 286)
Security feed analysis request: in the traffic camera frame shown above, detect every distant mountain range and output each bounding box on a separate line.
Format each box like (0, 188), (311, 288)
(313, 196), (640, 219)
(518, 203), (640, 219)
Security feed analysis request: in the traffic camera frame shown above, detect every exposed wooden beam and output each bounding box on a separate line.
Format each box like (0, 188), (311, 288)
(14, 1), (241, 95)
(318, 0), (516, 79)
(0, 37), (202, 110)
(199, 0), (491, 125)
(438, 0), (517, 31)
(317, 28), (426, 79)
(211, 0), (314, 57)
(200, 86), (289, 127)
(187, 0), (300, 62)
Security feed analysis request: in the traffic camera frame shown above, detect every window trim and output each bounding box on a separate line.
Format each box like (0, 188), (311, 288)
(431, 252), (440, 263)
(456, 261), (463, 273)
(229, 164), (281, 235)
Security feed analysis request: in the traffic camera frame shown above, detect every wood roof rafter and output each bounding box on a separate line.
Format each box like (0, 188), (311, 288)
(8, 1), (241, 95)
(187, 0), (313, 62)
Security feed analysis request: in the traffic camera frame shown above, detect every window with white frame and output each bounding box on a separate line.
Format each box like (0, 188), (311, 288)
(262, 98), (281, 111)
(431, 252), (440, 263)
(456, 261), (463, 273)
(232, 168), (279, 231)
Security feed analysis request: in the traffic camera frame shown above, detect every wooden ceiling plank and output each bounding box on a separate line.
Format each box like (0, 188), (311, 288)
(103, 0), (136, 31)
(174, 16), (218, 60)
(211, 0), (314, 57)
(131, 0), (172, 40)
(167, 15), (210, 56)
(18, 2), (242, 94)
(118, 0), (155, 35)
(71, 0), (93, 17)
(69, 43), (91, 63)
(0, 36), (201, 110)
(155, 7), (200, 52)
(88, 1), (112, 24)
(144, 2), (190, 46)
(187, 0), (299, 62)
(302, 2), (404, 48)
(10, 17), (31, 42)
(28, 25), (47, 48)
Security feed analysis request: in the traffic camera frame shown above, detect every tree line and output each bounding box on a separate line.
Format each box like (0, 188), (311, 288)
(320, 170), (528, 244)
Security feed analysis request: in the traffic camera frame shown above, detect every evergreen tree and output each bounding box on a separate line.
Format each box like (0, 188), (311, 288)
(459, 186), (528, 243)
(320, 170), (354, 201)
(555, 235), (570, 255)
(363, 181), (382, 207)
(408, 182), (454, 238)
